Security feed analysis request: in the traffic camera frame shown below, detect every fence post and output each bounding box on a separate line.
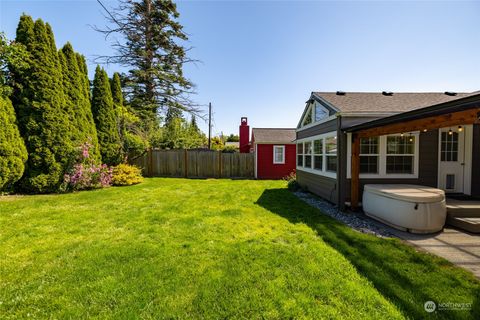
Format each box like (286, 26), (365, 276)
(184, 149), (188, 178)
(218, 151), (222, 178)
(147, 148), (153, 177)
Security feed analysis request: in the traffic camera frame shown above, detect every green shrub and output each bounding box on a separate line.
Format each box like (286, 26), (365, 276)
(283, 171), (300, 191)
(111, 164), (143, 186)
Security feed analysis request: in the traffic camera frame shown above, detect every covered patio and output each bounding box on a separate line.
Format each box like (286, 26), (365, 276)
(346, 94), (480, 233)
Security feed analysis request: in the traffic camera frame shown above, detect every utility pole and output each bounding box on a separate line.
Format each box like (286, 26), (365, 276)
(208, 102), (212, 150)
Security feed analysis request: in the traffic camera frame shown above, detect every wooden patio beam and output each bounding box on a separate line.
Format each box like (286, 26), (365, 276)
(358, 108), (480, 138)
(350, 133), (360, 211)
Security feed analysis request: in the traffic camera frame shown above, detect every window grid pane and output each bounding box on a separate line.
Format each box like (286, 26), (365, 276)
(305, 155), (312, 168)
(326, 156), (337, 172)
(387, 136), (415, 155)
(386, 156), (414, 174)
(274, 147), (284, 163)
(305, 141), (312, 155)
(313, 139), (323, 155)
(297, 155), (303, 167)
(314, 156), (323, 170)
(360, 137), (379, 155)
(360, 156), (379, 174)
(297, 143), (303, 154)
(326, 137), (337, 154)
(440, 132), (459, 162)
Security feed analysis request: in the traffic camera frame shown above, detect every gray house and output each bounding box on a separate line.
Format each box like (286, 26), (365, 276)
(295, 91), (480, 224)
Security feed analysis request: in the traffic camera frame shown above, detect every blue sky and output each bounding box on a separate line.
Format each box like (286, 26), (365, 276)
(1, 1), (479, 135)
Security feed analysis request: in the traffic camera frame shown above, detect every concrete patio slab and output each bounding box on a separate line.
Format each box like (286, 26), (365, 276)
(387, 227), (480, 278)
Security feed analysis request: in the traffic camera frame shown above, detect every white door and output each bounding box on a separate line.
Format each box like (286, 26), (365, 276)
(438, 128), (465, 193)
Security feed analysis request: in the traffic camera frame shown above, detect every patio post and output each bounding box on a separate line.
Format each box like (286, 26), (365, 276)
(351, 133), (360, 211)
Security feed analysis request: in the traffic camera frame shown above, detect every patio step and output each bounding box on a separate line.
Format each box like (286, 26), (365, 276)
(447, 216), (480, 234)
(446, 199), (480, 218)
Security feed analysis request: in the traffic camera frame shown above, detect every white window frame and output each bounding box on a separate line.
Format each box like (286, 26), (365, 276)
(347, 132), (420, 179)
(296, 131), (337, 179)
(297, 101), (335, 131)
(359, 137), (380, 174)
(273, 145), (285, 164)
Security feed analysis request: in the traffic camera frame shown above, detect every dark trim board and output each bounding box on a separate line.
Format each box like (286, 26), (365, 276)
(297, 118), (337, 140)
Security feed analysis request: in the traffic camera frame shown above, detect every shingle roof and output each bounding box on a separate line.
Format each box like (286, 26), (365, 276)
(252, 128), (296, 144)
(313, 92), (478, 114)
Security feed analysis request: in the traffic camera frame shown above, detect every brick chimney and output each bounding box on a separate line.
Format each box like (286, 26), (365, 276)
(239, 117), (250, 153)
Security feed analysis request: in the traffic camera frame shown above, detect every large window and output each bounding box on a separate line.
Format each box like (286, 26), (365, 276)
(386, 136), (415, 174)
(273, 145), (285, 164)
(297, 143), (303, 167)
(296, 132), (337, 177)
(313, 139), (323, 170)
(360, 137), (379, 174)
(348, 133), (419, 178)
(325, 137), (337, 172)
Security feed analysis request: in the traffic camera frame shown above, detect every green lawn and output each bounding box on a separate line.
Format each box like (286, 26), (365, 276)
(0, 179), (478, 319)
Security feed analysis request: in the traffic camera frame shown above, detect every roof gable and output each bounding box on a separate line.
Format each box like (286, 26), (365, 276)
(297, 93), (338, 129)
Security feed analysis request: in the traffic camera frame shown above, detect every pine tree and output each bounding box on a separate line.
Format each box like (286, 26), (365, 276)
(96, 0), (199, 134)
(60, 43), (100, 162)
(0, 95), (28, 191)
(110, 72), (125, 141)
(12, 15), (74, 193)
(111, 72), (123, 109)
(91, 65), (122, 165)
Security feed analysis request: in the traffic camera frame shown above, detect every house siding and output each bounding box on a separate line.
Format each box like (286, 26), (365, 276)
(344, 129), (439, 202)
(296, 118), (337, 140)
(256, 144), (296, 179)
(471, 124), (480, 197)
(297, 170), (338, 204)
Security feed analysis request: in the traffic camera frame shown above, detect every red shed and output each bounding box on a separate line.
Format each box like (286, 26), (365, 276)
(251, 128), (297, 179)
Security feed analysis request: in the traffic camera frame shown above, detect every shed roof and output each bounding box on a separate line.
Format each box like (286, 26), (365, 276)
(252, 128), (296, 144)
(313, 92), (478, 114)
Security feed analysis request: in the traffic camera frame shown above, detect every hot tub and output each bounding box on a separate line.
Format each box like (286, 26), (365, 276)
(362, 184), (446, 234)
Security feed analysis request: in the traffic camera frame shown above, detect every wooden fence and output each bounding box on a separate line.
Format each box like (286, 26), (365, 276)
(130, 149), (255, 178)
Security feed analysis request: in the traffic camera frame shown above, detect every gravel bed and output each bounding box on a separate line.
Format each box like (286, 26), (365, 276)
(294, 191), (396, 238)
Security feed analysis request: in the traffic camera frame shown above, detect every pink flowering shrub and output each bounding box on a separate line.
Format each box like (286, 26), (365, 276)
(62, 140), (113, 191)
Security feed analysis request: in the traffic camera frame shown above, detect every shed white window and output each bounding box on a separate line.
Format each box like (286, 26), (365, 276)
(273, 145), (285, 164)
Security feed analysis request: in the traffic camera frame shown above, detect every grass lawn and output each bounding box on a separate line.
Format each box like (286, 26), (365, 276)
(0, 178), (478, 319)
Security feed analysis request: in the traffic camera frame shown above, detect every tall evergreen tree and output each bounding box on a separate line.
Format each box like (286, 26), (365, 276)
(12, 15), (74, 193)
(110, 72), (125, 140)
(111, 72), (123, 109)
(60, 43), (100, 161)
(0, 33), (28, 191)
(91, 65), (122, 165)
(96, 0), (199, 134)
(0, 95), (28, 191)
